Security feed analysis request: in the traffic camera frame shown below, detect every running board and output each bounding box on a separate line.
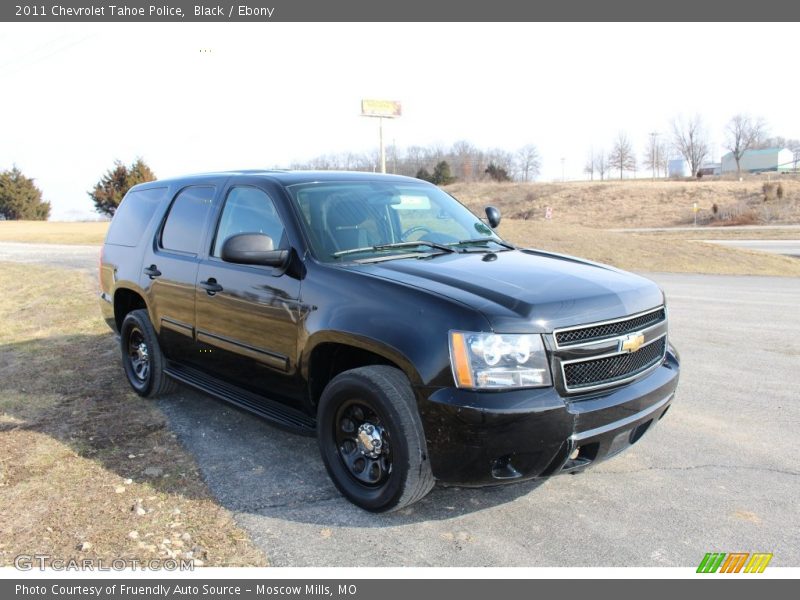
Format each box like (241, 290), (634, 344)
(164, 362), (316, 436)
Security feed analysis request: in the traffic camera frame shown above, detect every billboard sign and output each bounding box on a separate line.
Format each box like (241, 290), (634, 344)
(361, 99), (402, 118)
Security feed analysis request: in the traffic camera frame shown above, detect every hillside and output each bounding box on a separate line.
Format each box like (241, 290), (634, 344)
(496, 220), (800, 277)
(446, 178), (800, 229)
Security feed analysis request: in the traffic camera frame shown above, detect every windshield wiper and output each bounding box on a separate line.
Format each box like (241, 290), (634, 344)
(448, 238), (516, 250)
(332, 241), (456, 258)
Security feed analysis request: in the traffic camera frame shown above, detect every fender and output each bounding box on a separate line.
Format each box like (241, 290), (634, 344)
(301, 329), (422, 388)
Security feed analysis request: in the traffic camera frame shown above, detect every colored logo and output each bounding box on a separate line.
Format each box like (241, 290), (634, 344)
(620, 332), (645, 353)
(697, 552), (773, 573)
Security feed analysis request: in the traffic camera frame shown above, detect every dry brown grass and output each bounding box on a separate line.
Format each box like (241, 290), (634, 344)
(448, 179), (800, 229)
(0, 262), (266, 567)
(498, 220), (800, 277)
(0, 221), (108, 245)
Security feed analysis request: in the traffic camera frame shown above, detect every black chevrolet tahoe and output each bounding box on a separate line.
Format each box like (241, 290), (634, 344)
(99, 170), (679, 512)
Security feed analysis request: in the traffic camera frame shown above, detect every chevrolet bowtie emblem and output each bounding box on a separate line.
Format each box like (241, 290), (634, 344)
(621, 332), (645, 353)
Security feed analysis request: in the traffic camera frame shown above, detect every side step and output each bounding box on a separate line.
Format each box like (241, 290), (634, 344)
(164, 362), (317, 436)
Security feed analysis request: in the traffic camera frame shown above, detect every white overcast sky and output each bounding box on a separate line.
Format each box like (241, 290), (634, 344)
(1, 22), (797, 219)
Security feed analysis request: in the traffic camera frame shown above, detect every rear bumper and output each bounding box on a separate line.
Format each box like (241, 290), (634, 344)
(99, 291), (116, 332)
(418, 348), (679, 486)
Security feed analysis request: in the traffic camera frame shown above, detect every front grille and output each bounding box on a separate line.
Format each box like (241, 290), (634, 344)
(563, 336), (667, 391)
(556, 307), (666, 347)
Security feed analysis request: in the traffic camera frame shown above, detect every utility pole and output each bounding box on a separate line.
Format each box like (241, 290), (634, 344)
(649, 132), (659, 180)
(378, 117), (385, 173)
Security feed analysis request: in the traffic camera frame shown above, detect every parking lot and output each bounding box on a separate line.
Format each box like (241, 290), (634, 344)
(3, 243), (798, 567)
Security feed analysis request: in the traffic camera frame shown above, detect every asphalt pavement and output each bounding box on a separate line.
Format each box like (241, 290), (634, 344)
(3, 244), (799, 567)
(0, 241), (99, 271)
(701, 239), (800, 257)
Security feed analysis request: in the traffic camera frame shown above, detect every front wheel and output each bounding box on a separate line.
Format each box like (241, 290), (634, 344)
(317, 366), (434, 512)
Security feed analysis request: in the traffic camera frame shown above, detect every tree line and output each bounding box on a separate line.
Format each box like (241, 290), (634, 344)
(585, 113), (800, 181)
(290, 141), (542, 184)
(3, 113), (798, 221)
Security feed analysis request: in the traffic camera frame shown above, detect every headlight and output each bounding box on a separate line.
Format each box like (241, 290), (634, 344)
(449, 331), (552, 389)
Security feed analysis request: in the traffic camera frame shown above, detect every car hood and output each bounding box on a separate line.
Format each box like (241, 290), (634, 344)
(347, 249), (664, 333)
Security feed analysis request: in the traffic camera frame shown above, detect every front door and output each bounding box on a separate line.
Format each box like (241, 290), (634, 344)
(192, 183), (304, 403)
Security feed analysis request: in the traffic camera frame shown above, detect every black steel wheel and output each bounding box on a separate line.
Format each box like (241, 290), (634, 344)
(317, 366), (434, 512)
(335, 399), (392, 487)
(119, 309), (176, 398)
(126, 326), (150, 383)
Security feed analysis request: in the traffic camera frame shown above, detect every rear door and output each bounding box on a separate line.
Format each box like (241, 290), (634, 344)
(192, 181), (304, 403)
(142, 184), (217, 362)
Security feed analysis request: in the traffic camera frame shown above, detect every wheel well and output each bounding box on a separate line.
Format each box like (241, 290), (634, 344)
(114, 288), (147, 331)
(308, 343), (398, 407)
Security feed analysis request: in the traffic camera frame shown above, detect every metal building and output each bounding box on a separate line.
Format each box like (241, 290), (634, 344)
(721, 147), (795, 173)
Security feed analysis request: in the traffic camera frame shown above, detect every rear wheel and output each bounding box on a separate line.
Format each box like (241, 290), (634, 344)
(119, 309), (176, 398)
(317, 366), (434, 512)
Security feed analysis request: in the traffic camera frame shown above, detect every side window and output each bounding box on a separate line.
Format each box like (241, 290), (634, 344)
(161, 186), (215, 255)
(105, 187), (167, 247)
(212, 187), (286, 258)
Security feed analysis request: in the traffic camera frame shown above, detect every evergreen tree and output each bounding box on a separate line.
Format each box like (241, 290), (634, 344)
(89, 158), (156, 216)
(431, 161), (455, 185)
(485, 163), (511, 182)
(0, 166), (51, 220)
(415, 167), (433, 182)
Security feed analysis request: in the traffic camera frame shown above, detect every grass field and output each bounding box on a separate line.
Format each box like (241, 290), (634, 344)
(448, 178), (800, 229)
(0, 220), (108, 245)
(0, 262), (266, 567)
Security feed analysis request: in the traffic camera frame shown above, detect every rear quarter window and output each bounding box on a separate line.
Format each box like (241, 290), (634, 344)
(160, 186), (216, 255)
(105, 187), (167, 247)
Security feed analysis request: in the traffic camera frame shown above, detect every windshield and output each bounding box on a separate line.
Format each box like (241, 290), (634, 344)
(286, 180), (503, 262)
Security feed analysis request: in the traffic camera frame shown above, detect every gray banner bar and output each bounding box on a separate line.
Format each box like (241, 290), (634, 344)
(3, 0), (800, 22)
(3, 579), (796, 600)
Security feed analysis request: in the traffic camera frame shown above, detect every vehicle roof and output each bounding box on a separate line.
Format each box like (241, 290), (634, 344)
(137, 170), (422, 188)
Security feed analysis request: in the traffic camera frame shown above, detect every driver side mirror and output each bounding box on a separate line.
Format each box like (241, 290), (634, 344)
(221, 233), (289, 268)
(485, 206), (501, 229)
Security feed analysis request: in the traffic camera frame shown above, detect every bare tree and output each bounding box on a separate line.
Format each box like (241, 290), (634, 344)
(516, 144), (541, 182)
(595, 149), (608, 181)
(583, 150), (595, 181)
(608, 132), (636, 180)
(725, 114), (767, 177)
(451, 140), (480, 181)
(485, 148), (516, 180)
(756, 135), (800, 152)
(643, 133), (662, 179)
(657, 141), (670, 177)
(671, 114), (709, 177)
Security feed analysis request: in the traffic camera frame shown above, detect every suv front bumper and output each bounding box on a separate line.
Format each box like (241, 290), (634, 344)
(418, 349), (679, 486)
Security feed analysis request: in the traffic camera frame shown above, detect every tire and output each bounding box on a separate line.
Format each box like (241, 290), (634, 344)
(317, 365), (435, 512)
(119, 309), (177, 398)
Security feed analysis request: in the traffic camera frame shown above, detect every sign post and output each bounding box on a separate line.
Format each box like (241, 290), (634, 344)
(361, 99), (402, 174)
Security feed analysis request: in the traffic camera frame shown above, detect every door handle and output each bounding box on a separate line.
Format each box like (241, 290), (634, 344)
(143, 264), (161, 279)
(199, 278), (223, 295)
